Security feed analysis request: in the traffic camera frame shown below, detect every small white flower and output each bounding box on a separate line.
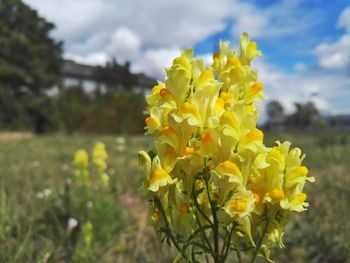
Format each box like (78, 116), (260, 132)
(66, 178), (72, 185)
(67, 217), (78, 231)
(36, 192), (44, 199)
(86, 201), (93, 208)
(116, 136), (126, 144)
(61, 164), (69, 171)
(32, 161), (40, 168)
(116, 145), (126, 152)
(43, 188), (52, 197)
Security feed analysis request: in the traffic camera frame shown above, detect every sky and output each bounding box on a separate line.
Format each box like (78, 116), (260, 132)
(24, 0), (350, 120)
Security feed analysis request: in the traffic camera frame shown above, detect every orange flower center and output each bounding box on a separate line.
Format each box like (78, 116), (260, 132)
(251, 189), (262, 203)
(179, 202), (189, 214)
(269, 188), (285, 201)
(145, 117), (158, 127)
(163, 125), (174, 136)
(230, 198), (248, 213)
(201, 131), (212, 144)
(159, 88), (171, 98)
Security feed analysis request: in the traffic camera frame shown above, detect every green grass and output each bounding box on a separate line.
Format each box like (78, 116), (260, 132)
(0, 132), (349, 262)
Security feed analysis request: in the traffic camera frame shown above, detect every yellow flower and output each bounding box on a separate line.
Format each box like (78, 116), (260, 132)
(138, 151), (151, 180)
(280, 192), (309, 212)
(223, 186), (255, 224)
(139, 33), (313, 259)
(74, 149), (89, 168)
(239, 32), (262, 65)
(199, 129), (220, 157)
(214, 160), (242, 182)
(145, 107), (162, 134)
(245, 82), (266, 103)
(165, 48), (193, 106)
(147, 156), (177, 194)
(73, 149), (90, 186)
(269, 188), (285, 201)
(212, 160), (243, 204)
(92, 142), (109, 186)
(268, 226), (285, 248)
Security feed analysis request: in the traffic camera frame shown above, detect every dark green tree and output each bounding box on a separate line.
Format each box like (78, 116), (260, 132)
(0, 0), (62, 95)
(286, 101), (320, 129)
(95, 59), (137, 91)
(266, 100), (285, 130)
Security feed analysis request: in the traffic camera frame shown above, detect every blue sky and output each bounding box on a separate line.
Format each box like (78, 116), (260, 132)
(24, 0), (350, 119)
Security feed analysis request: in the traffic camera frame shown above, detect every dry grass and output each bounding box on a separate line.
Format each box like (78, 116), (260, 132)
(0, 132), (33, 141)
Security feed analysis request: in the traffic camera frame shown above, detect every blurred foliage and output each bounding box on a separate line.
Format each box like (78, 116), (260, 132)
(265, 100), (322, 131)
(0, 87), (147, 134)
(0, 88), (30, 130)
(264, 132), (350, 262)
(0, 133), (349, 262)
(0, 0), (62, 96)
(56, 87), (91, 133)
(95, 59), (137, 91)
(0, 135), (141, 262)
(81, 90), (146, 134)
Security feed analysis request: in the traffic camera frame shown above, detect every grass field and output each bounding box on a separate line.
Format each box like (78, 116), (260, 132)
(0, 132), (349, 262)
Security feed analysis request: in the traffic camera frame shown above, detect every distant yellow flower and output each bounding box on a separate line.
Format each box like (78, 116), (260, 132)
(74, 149), (89, 168)
(92, 142), (109, 187)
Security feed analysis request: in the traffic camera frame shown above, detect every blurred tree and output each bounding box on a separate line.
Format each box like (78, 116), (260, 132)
(266, 100), (285, 130)
(56, 86), (91, 133)
(286, 101), (320, 129)
(95, 59), (137, 91)
(0, 0), (62, 96)
(0, 88), (30, 130)
(24, 95), (58, 133)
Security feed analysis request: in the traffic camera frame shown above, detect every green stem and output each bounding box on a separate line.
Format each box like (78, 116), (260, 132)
(235, 244), (242, 263)
(220, 229), (228, 257)
(181, 222), (212, 256)
(222, 224), (236, 262)
(193, 209), (214, 254)
(250, 217), (269, 263)
(191, 180), (215, 258)
(154, 197), (189, 262)
(192, 184), (213, 226)
(204, 178), (219, 263)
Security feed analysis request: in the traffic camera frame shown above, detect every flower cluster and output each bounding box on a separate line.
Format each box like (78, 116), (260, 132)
(74, 149), (90, 186)
(139, 33), (314, 262)
(74, 142), (110, 188)
(92, 142), (109, 187)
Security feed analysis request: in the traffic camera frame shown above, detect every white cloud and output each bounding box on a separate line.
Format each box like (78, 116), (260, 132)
(230, 1), (268, 38)
(25, 0), (107, 41)
(294, 63), (307, 73)
(337, 7), (350, 31)
(68, 32), (110, 54)
(319, 50), (349, 69)
(24, 0), (235, 74)
(314, 7), (350, 71)
(24, 0), (325, 76)
(231, 0), (323, 39)
(131, 48), (181, 79)
(254, 60), (350, 120)
(106, 27), (142, 63)
(65, 52), (108, 66)
(315, 35), (350, 70)
(24, 0), (232, 49)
